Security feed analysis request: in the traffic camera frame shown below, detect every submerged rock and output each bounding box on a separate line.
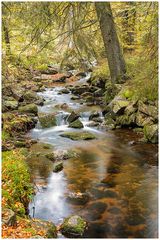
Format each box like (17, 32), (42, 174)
(53, 161), (63, 172)
(66, 192), (89, 205)
(60, 131), (96, 141)
(60, 215), (87, 237)
(39, 113), (57, 128)
(69, 119), (84, 129)
(18, 103), (38, 115)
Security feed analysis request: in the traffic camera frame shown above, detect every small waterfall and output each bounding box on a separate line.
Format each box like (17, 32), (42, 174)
(56, 111), (69, 126)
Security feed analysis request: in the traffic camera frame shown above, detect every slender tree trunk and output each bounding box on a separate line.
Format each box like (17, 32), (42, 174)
(95, 2), (126, 84)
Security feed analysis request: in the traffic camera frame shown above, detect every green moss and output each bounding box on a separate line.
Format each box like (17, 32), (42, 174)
(2, 130), (10, 141)
(60, 131), (96, 141)
(91, 60), (109, 84)
(69, 119), (84, 129)
(61, 215), (87, 236)
(53, 162), (63, 172)
(2, 149), (33, 216)
(39, 113), (57, 128)
(123, 89), (134, 99)
(18, 104), (38, 115)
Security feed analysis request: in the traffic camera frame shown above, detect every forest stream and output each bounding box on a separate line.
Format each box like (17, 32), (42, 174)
(26, 73), (158, 238)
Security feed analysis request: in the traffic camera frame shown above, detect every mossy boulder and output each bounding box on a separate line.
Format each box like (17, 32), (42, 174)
(59, 88), (70, 94)
(69, 119), (84, 129)
(71, 85), (90, 95)
(89, 111), (100, 120)
(138, 101), (158, 121)
(23, 91), (44, 105)
(136, 111), (154, 127)
(38, 113), (57, 128)
(67, 111), (80, 123)
(105, 117), (116, 130)
(81, 92), (93, 98)
(112, 99), (130, 115)
(60, 215), (87, 237)
(53, 161), (63, 172)
(3, 113), (37, 135)
(143, 124), (158, 143)
(18, 104), (38, 115)
(45, 152), (55, 161)
(60, 131), (96, 141)
(3, 100), (18, 111)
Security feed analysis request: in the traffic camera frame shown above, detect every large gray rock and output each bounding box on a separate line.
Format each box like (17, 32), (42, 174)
(60, 215), (87, 237)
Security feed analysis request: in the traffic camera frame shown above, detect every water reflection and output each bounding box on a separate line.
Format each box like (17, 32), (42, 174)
(28, 134), (158, 238)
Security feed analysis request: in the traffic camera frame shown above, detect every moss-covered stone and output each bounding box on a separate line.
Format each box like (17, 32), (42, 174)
(53, 161), (63, 172)
(69, 119), (84, 129)
(123, 89), (134, 99)
(67, 111), (80, 123)
(112, 100), (130, 115)
(60, 131), (96, 141)
(61, 215), (87, 237)
(3, 100), (18, 111)
(3, 113), (37, 136)
(45, 152), (55, 161)
(18, 104), (38, 115)
(39, 113), (57, 128)
(143, 124), (158, 143)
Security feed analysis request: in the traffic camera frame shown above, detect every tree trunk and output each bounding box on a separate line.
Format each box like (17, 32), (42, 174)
(95, 2), (126, 84)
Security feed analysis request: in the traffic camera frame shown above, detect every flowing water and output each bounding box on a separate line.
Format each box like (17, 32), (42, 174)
(27, 73), (158, 238)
